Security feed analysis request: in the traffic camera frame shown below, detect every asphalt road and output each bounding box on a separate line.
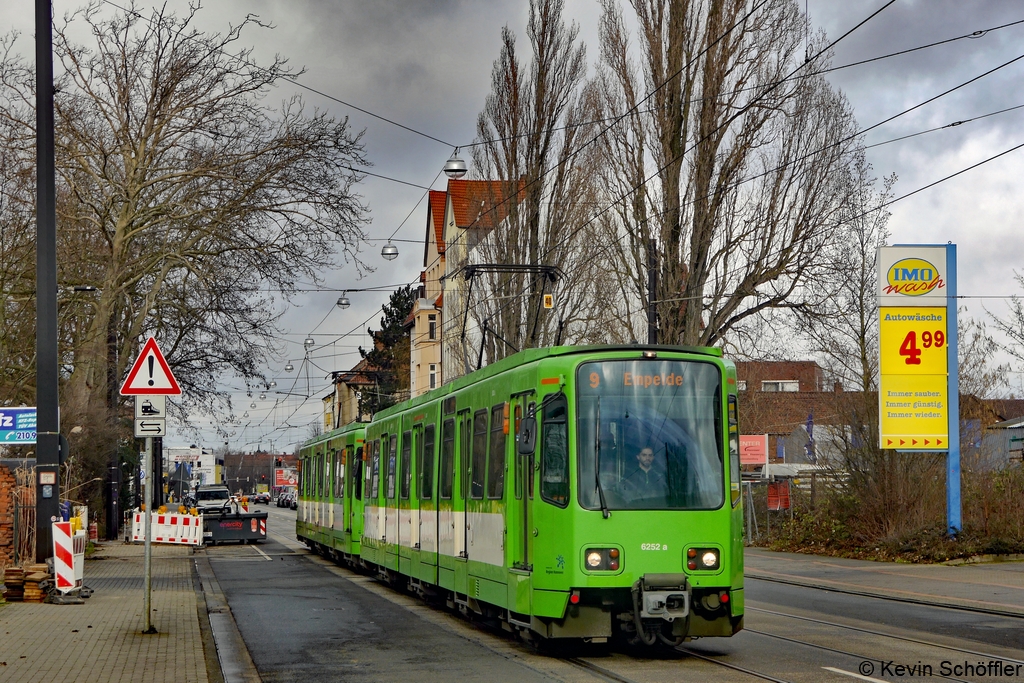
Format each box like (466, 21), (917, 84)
(204, 505), (1024, 683)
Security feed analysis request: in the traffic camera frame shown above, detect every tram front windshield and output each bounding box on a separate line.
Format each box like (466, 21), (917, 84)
(577, 359), (723, 511)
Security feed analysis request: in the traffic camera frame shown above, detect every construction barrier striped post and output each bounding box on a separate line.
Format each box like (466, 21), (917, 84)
(52, 521), (76, 593)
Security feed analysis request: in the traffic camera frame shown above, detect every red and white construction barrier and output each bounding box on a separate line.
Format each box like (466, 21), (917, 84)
(131, 511), (203, 546)
(52, 521), (79, 593)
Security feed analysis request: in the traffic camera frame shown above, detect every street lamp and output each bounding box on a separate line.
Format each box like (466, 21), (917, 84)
(284, 362), (294, 373)
(381, 242), (398, 261)
(249, 402), (256, 409)
(259, 393), (266, 400)
(269, 381), (277, 388)
(444, 149), (467, 179)
(336, 292), (350, 309)
(303, 337), (315, 351)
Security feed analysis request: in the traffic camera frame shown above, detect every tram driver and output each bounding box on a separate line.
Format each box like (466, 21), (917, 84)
(621, 446), (668, 502)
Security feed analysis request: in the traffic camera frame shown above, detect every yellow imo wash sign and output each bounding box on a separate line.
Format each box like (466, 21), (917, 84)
(884, 257), (944, 297)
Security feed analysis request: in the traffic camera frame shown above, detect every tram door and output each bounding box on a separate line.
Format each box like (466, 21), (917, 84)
(509, 397), (534, 615)
(327, 448), (335, 532)
(454, 409), (472, 595)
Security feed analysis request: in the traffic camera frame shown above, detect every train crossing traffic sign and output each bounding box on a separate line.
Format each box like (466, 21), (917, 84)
(120, 337), (181, 395)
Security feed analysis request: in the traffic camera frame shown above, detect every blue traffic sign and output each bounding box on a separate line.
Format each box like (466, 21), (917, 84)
(0, 407), (37, 444)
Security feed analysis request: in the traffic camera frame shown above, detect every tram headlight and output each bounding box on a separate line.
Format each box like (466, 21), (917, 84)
(583, 547), (622, 571)
(685, 547), (720, 571)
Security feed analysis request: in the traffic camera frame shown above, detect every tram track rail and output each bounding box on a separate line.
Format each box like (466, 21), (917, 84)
(745, 574), (1024, 620)
(742, 628), (971, 683)
(747, 605), (1024, 664)
(673, 647), (796, 683)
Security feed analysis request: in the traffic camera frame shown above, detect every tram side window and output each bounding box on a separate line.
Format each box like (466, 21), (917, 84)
(420, 424), (436, 500)
(315, 452), (321, 499)
(528, 402), (536, 499)
(354, 447), (364, 500)
(387, 436), (398, 499)
(728, 394), (740, 507)
(460, 414), (471, 498)
(540, 395), (569, 507)
(470, 410), (488, 499)
(487, 404), (506, 499)
(439, 419), (455, 499)
(371, 440), (381, 499)
(400, 430), (412, 500)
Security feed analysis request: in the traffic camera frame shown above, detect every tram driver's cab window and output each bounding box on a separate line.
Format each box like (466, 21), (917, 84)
(540, 395), (569, 507)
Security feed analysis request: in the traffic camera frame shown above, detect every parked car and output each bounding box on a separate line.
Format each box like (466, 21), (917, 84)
(289, 495), (297, 510)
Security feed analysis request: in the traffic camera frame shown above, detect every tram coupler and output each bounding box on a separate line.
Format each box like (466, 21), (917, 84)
(637, 574), (690, 621)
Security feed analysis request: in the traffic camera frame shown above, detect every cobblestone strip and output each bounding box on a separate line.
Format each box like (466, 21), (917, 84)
(0, 543), (209, 683)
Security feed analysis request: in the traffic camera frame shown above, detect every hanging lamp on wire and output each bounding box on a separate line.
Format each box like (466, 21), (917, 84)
(444, 148), (467, 179)
(303, 336), (315, 351)
(381, 242), (399, 261)
(337, 292), (351, 309)
(284, 362), (294, 373)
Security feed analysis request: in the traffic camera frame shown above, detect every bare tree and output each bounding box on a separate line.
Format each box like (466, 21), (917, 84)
(0, 3), (369, 424)
(990, 272), (1024, 380)
(595, 0), (864, 347)
(800, 157), (894, 393)
(464, 0), (606, 365)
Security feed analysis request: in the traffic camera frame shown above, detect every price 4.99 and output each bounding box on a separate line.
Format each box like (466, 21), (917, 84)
(899, 330), (945, 365)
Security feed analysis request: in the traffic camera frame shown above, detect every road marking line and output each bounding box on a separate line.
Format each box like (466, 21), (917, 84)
(252, 545), (272, 561)
(823, 666), (887, 683)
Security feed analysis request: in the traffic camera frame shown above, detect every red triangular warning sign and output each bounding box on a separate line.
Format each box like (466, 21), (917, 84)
(120, 338), (181, 395)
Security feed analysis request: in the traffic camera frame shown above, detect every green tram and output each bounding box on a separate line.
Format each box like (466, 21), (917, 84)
(296, 344), (743, 645)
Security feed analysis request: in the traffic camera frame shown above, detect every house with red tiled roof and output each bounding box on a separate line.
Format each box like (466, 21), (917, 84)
(440, 178), (517, 381)
(322, 357), (377, 429)
(407, 190), (447, 397)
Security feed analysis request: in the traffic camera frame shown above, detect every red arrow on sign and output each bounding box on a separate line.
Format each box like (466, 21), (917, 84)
(924, 439), (930, 445)
(936, 439), (943, 446)
(900, 439), (906, 445)
(912, 439), (918, 445)
(886, 439), (893, 446)
(120, 337), (181, 395)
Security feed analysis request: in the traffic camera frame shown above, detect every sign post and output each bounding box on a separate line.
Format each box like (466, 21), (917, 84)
(878, 245), (959, 535)
(120, 337), (180, 634)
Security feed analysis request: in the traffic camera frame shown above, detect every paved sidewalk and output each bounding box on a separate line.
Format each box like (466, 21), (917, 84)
(745, 547), (1024, 616)
(0, 542), (212, 683)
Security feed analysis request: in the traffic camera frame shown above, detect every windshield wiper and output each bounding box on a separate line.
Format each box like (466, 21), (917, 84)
(595, 398), (610, 519)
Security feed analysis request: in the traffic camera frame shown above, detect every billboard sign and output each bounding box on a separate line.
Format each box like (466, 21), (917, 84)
(877, 246), (947, 307)
(739, 434), (768, 465)
(275, 468), (298, 487)
(879, 307), (949, 448)
(0, 407), (37, 444)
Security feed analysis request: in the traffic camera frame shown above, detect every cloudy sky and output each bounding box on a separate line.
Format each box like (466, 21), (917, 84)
(2, 0), (1022, 450)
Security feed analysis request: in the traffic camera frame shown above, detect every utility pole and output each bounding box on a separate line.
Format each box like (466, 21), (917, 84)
(647, 239), (658, 345)
(142, 437), (156, 634)
(35, 0), (60, 562)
